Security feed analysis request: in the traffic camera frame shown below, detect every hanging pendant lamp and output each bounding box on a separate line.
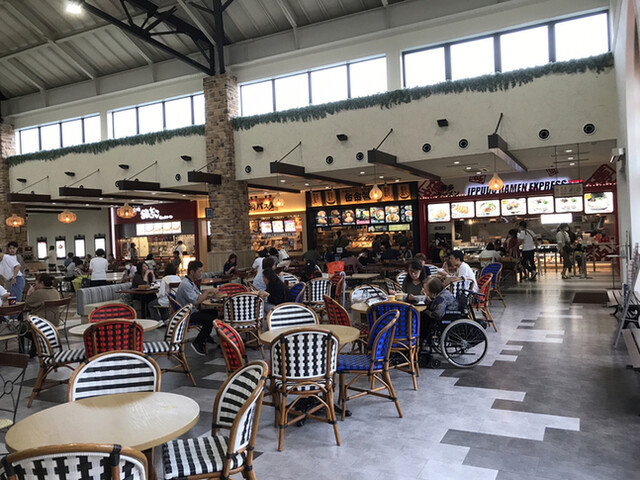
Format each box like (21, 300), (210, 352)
(273, 193), (284, 208)
(5, 214), (25, 228)
(116, 202), (137, 219)
(57, 210), (77, 224)
(369, 183), (383, 201)
(488, 154), (504, 192)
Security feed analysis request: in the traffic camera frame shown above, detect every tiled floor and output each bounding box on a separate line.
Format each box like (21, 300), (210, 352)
(2, 270), (640, 479)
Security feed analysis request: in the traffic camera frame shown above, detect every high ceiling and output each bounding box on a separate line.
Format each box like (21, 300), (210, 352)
(0, 0), (406, 100)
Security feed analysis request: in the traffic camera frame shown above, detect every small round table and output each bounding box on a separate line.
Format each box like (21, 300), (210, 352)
(259, 324), (360, 346)
(69, 318), (161, 337)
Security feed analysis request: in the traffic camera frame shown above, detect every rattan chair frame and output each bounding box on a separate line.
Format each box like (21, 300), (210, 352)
(89, 303), (137, 323)
(473, 273), (497, 331)
(214, 320), (247, 375)
(350, 284), (388, 305)
(481, 262), (507, 307)
(223, 293), (265, 358)
(266, 303), (319, 330)
(83, 319), (143, 358)
(218, 283), (249, 295)
(43, 296), (72, 347)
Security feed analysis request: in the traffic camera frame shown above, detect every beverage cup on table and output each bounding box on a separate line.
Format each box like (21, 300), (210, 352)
(7, 297), (16, 305)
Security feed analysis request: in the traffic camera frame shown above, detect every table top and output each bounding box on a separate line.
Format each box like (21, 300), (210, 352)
(117, 287), (158, 295)
(346, 273), (380, 280)
(351, 301), (427, 313)
(259, 324), (360, 346)
(69, 319), (161, 336)
(5, 391), (200, 452)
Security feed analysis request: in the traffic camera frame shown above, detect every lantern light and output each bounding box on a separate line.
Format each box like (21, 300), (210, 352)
(116, 202), (137, 219)
(488, 172), (504, 191)
(57, 210), (77, 224)
(369, 184), (383, 201)
(273, 194), (284, 208)
(5, 214), (25, 228)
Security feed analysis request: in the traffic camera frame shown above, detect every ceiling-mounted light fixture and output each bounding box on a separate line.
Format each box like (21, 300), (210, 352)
(273, 193), (285, 208)
(118, 164), (130, 170)
(252, 145), (264, 152)
(16, 178), (27, 183)
(369, 184), (383, 201)
(5, 214), (25, 228)
(65, 0), (82, 14)
(64, 171), (75, 177)
(180, 155), (192, 162)
(437, 119), (449, 127)
(487, 154), (504, 192)
(116, 202), (137, 219)
(336, 134), (348, 142)
(57, 210), (77, 224)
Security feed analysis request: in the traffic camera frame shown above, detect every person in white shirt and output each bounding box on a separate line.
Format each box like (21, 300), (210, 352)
(252, 250), (268, 291)
(149, 263), (181, 322)
(517, 221), (538, 280)
(448, 250), (478, 292)
(173, 240), (186, 258)
(479, 242), (502, 269)
(46, 246), (57, 272)
(556, 223), (572, 279)
(0, 242), (25, 301)
(89, 249), (110, 287)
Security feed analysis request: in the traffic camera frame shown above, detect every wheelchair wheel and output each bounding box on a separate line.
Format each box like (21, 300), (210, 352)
(441, 319), (488, 368)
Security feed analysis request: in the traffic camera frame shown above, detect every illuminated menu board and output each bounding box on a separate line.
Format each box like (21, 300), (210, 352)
(527, 196), (554, 214)
(555, 196), (583, 213)
(476, 200), (500, 217)
(427, 203), (451, 222)
(501, 198), (526, 216)
(451, 201), (474, 219)
(272, 220), (284, 233)
(584, 192), (614, 214)
(355, 208), (370, 225)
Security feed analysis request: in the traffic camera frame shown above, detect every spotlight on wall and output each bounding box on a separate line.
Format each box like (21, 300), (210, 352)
(118, 164), (130, 170)
(16, 178), (27, 183)
(252, 145), (264, 152)
(180, 155), (192, 162)
(64, 171), (75, 177)
(336, 134), (348, 142)
(437, 119), (449, 128)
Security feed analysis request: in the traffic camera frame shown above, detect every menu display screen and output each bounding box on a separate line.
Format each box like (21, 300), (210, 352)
(584, 192), (614, 214)
(385, 205), (400, 223)
(370, 207), (386, 224)
(476, 200), (500, 217)
(427, 203), (451, 222)
(401, 205), (413, 223)
(555, 196), (583, 213)
(355, 208), (370, 225)
(272, 220), (284, 233)
(284, 219), (296, 232)
(260, 221), (272, 234)
(451, 202), (474, 219)
(527, 196), (554, 214)
(328, 209), (341, 226)
(342, 209), (355, 225)
(501, 198), (526, 216)
(316, 210), (328, 226)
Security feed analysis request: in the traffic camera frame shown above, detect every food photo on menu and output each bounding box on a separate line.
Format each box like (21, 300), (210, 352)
(316, 210), (328, 226)
(527, 196), (554, 214)
(385, 205), (400, 223)
(342, 209), (355, 225)
(427, 203), (451, 222)
(475, 200), (499, 217)
(356, 208), (370, 224)
(370, 207), (386, 224)
(555, 196), (583, 213)
(329, 209), (342, 225)
(584, 192), (614, 213)
(401, 205), (413, 222)
(451, 202), (474, 219)
(500, 198), (526, 216)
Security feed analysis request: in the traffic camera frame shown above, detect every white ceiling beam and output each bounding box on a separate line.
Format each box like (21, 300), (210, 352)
(6, 59), (47, 91)
(275, 0), (298, 48)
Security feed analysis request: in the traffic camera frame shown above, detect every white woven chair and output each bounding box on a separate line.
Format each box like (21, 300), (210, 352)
(266, 303), (318, 330)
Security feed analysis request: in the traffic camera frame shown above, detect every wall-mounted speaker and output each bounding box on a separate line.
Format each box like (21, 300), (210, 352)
(175, 174), (181, 181)
(355, 152), (364, 161)
(422, 143), (432, 153)
(244, 165), (252, 173)
(325, 155), (334, 165)
(583, 123), (596, 135)
(538, 129), (550, 140)
(458, 138), (468, 149)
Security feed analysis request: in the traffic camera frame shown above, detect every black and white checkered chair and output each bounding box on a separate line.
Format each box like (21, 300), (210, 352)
(0, 443), (148, 480)
(223, 293), (265, 358)
(27, 315), (85, 408)
(270, 328), (340, 451)
(305, 278), (332, 319)
(162, 361), (267, 480)
(143, 304), (195, 385)
(68, 350), (161, 401)
(350, 285), (388, 305)
(266, 303), (318, 330)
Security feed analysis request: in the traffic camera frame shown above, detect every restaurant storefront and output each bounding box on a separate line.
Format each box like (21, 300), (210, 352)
(249, 192), (307, 255)
(307, 182), (419, 252)
(418, 164), (618, 266)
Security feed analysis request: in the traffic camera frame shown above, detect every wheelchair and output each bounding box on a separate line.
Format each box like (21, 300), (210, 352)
(420, 288), (488, 369)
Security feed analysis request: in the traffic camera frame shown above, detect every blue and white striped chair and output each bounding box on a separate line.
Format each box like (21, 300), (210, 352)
(28, 315), (85, 408)
(266, 303), (318, 330)
(279, 273), (300, 285)
(143, 304), (195, 385)
(223, 293), (265, 358)
(270, 329), (340, 451)
(1, 443), (148, 480)
(68, 350), (161, 401)
(395, 271), (408, 286)
(162, 361), (267, 480)
(424, 264), (440, 276)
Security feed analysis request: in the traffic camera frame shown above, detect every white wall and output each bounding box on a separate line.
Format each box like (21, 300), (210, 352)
(26, 210), (111, 259)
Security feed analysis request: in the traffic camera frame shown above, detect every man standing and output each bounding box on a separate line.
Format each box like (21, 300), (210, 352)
(517, 221), (538, 280)
(47, 246), (57, 272)
(173, 240), (186, 258)
(0, 242), (26, 301)
(176, 260), (218, 356)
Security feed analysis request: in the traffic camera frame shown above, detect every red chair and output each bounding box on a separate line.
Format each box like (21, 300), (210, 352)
(213, 320), (247, 375)
(472, 273), (496, 331)
(330, 272), (345, 303)
(324, 295), (368, 350)
(83, 320), (144, 358)
(218, 283), (249, 295)
(89, 304), (136, 323)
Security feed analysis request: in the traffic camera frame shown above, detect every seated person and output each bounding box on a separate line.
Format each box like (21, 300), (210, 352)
(413, 253), (432, 277)
(341, 250), (363, 273)
(176, 260), (219, 356)
(440, 250), (478, 292)
(150, 263), (181, 321)
(421, 276), (459, 345)
(120, 261), (137, 283)
(107, 253), (117, 271)
(380, 242), (400, 261)
(24, 273), (61, 325)
(144, 253), (156, 271)
(358, 248), (376, 265)
(300, 259), (322, 283)
(223, 253), (237, 275)
(258, 267), (288, 312)
(479, 242), (502, 268)
(131, 262), (157, 317)
(399, 244), (413, 260)
(402, 259), (427, 302)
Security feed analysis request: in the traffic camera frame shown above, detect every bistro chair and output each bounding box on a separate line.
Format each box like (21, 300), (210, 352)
(218, 283), (249, 295)
(43, 296), (72, 347)
(89, 303), (137, 323)
(83, 320), (143, 358)
(305, 278), (332, 320)
(68, 350), (161, 401)
(367, 301), (421, 390)
(323, 295), (368, 350)
(424, 264), (440, 276)
(266, 303), (318, 330)
(162, 361), (267, 480)
(395, 271), (407, 286)
(337, 309), (402, 419)
(214, 320), (248, 375)
(279, 273), (300, 285)
(27, 315), (86, 407)
(223, 293), (265, 358)
(288, 282), (307, 303)
(383, 278), (402, 295)
(472, 273), (497, 331)
(143, 304), (196, 385)
(0, 352), (29, 430)
(330, 271), (346, 305)
(1, 443), (148, 480)
(0, 304), (26, 353)
(167, 294), (203, 348)
(270, 329), (340, 451)
(481, 262), (507, 307)
(350, 285), (387, 305)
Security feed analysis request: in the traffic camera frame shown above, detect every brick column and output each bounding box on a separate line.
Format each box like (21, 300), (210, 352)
(0, 124), (27, 247)
(203, 74), (253, 270)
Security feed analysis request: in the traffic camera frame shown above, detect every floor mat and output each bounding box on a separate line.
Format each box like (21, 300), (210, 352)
(571, 291), (609, 304)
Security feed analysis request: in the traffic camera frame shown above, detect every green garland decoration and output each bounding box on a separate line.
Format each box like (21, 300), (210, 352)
(6, 124), (205, 167)
(232, 53), (614, 131)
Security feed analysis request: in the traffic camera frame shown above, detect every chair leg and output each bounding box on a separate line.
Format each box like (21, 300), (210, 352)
(176, 352), (197, 385)
(339, 373), (347, 421)
(278, 393), (288, 451)
(383, 369), (403, 418)
(325, 387), (340, 446)
(497, 289), (507, 307)
(28, 366), (48, 407)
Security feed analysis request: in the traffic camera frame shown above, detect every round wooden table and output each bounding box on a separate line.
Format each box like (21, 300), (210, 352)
(351, 301), (427, 313)
(68, 319), (161, 336)
(259, 324), (360, 346)
(5, 391), (200, 453)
